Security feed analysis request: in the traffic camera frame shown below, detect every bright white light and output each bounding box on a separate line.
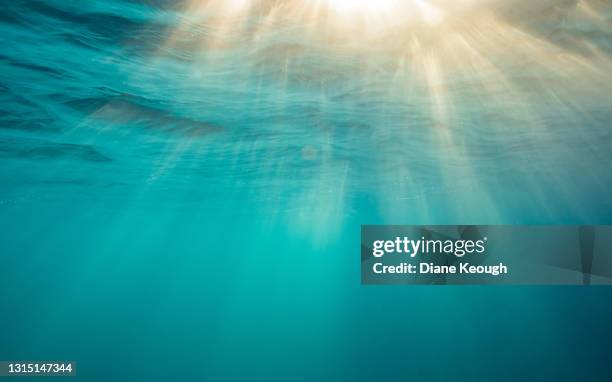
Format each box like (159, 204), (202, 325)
(415, 0), (444, 25)
(324, 0), (446, 26)
(327, 0), (396, 14)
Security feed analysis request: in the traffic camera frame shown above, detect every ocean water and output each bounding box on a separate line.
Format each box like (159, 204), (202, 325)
(1, 0), (612, 380)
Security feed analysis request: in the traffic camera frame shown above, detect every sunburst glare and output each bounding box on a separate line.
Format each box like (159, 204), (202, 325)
(147, 0), (612, 227)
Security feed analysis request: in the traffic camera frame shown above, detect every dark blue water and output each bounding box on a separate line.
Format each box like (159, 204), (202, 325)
(1, 1), (612, 380)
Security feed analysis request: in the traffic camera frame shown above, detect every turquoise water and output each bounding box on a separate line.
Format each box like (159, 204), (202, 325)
(1, 1), (612, 380)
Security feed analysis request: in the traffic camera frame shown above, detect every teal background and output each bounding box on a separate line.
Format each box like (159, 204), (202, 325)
(1, 1), (612, 380)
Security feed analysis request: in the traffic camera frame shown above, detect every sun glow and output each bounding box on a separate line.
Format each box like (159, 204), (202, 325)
(321, 0), (448, 28)
(140, 0), (612, 228)
(414, 0), (445, 25)
(326, 0), (397, 14)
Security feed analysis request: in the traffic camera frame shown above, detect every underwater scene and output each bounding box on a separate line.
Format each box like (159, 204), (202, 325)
(1, 0), (612, 380)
